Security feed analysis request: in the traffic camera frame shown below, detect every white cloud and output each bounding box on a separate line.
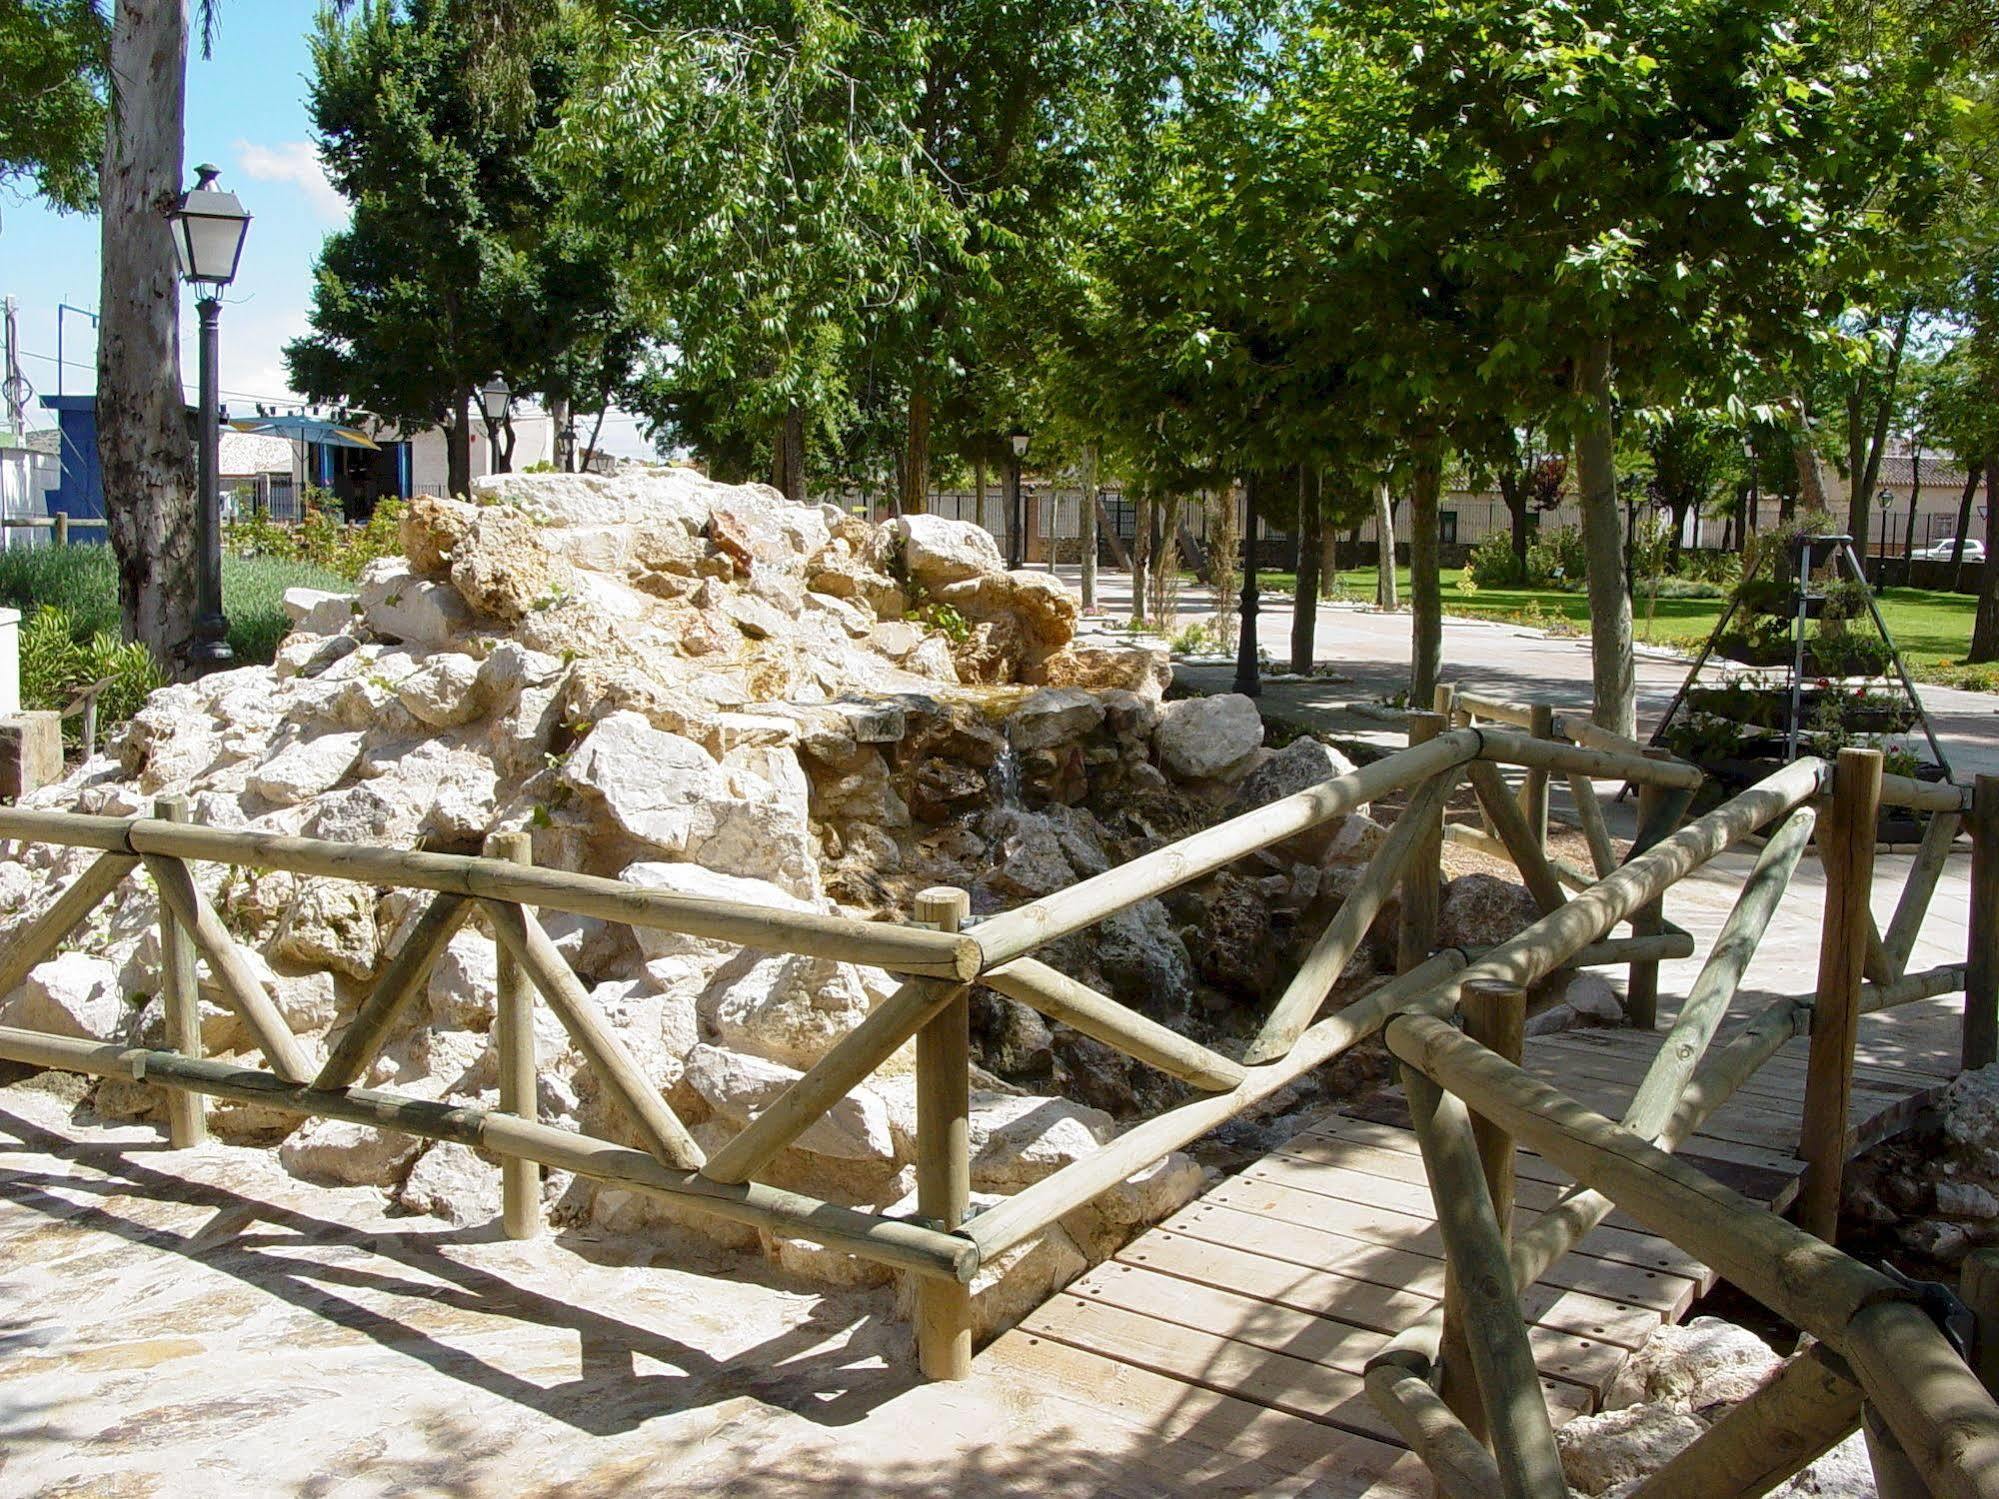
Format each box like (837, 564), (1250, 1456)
(233, 140), (347, 224)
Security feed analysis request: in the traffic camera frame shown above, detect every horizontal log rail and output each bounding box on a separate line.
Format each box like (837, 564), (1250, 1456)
(0, 1025), (977, 1284)
(0, 808), (982, 981)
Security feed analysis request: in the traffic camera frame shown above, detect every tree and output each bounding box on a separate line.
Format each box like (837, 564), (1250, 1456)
(1482, 431), (1568, 578)
(288, 2), (588, 495)
(0, 0), (106, 214)
(97, 0), (197, 666)
(1338, 0), (1946, 734)
(1641, 412), (1734, 564)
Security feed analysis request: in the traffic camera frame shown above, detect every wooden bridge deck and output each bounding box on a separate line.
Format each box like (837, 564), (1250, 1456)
(983, 832), (1974, 1494)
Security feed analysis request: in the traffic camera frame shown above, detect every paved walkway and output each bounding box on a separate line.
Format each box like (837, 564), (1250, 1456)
(1062, 566), (1999, 780)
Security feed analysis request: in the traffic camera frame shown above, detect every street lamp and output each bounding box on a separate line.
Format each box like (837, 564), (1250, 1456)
(1235, 474), (1262, 698)
(479, 375), (512, 473)
(1877, 488), (1895, 569)
(1006, 426), (1029, 569)
(1740, 435), (1759, 542)
(167, 164), (251, 672)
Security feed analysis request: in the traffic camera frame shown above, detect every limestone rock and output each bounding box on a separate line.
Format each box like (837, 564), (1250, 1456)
(270, 877), (380, 981)
(685, 1044), (895, 1161)
(1604, 1316), (1782, 1414)
(397, 1141), (503, 1227)
(999, 570), (1077, 648)
(248, 731), (366, 806)
(394, 652), (485, 728)
(969, 1092), (1117, 1190)
(1231, 737), (1354, 813)
(427, 930), (498, 1030)
(1006, 688), (1105, 753)
(279, 1115), (424, 1187)
(706, 954), (874, 1071)
(450, 508), (575, 623)
(563, 712), (728, 854)
(282, 587), (356, 636)
(357, 558), (474, 647)
(1, 951), (125, 1040)
(1438, 872), (1541, 951)
(618, 861), (816, 960)
(1556, 1401), (1704, 1496)
(1029, 640), (1172, 698)
(892, 513), (1003, 588)
(400, 493), (479, 575)
(1154, 694), (1264, 782)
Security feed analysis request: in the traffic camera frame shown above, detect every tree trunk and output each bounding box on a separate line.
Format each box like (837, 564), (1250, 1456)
(1903, 445), (1923, 579)
(1846, 309), (1912, 555)
(1951, 467), (1980, 587)
(1575, 338), (1636, 737)
(1373, 479), (1397, 608)
(1407, 455), (1443, 707)
(902, 392), (931, 517)
(775, 404), (805, 501)
(1079, 442), (1098, 612)
(1971, 461), (1999, 661)
(97, 0), (194, 668)
(585, 404), (608, 474)
(1292, 464), (1321, 673)
(1789, 395), (1835, 520)
(1320, 493), (1340, 589)
(549, 395), (572, 471)
(1499, 469), (1529, 577)
(447, 390), (472, 496)
(1130, 492), (1150, 627)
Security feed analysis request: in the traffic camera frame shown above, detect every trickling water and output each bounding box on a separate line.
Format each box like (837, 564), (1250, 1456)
(991, 733), (1025, 809)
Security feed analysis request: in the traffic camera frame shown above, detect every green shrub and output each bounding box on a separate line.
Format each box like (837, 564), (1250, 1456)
(1525, 526), (1587, 589)
(1465, 530), (1524, 588)
(20, 606), (165, 747)
(224, 492), (405, 582)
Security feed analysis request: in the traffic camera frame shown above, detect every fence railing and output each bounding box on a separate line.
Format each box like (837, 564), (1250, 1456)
(0, 691), (1995, 1489)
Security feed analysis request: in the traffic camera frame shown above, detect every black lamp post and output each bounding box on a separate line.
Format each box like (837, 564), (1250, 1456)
(1007, 427), (1029, 569)
(1234, 473), (1262, 697)
(1877, 488), (1894, 570)
(167, 163), (251, 673)
(479, 375), (512, 474)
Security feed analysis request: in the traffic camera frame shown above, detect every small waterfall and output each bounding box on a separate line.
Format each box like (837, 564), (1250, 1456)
(991, 739), (1024, 809)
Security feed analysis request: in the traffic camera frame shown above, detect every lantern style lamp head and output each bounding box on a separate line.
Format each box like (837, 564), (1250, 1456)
(168, 165), (251, 287)
(479, 374), (512, 424)
(1008, 427), (1030, 459)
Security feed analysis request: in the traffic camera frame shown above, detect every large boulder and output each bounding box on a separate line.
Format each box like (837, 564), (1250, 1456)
(1604, 1316), (1783, 1415)
(969, 1092), (1117, 1191)
(1029, 641), (1172, 699)
(685, 1044), (896, 1162)
(278, 1116), (424, 1187)
(0, 951), (125, 1040)
(451, 508), (575, 623)
(1154, 694), (1264, 782)
(892, 514), (1004, 588)
(1231, 737), (1355, 813)
(356, 559), (474, 647)
(1437, 872), (1541, 951)
(1556, 1402), (1704, 1496)
(704, 953), (874, 1071)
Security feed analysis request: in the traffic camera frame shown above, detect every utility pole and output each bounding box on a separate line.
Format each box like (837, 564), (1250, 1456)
(2, 298), (27, 435)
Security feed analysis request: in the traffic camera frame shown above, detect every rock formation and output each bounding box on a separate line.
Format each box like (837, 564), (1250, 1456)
(0, 469), (1571, 1345)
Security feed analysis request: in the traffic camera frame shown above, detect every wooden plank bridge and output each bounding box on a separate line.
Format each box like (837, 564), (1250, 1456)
(981, 832), (1973, 1493)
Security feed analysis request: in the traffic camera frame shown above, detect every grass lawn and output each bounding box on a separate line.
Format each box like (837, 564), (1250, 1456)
(0, 545), (348, 665)
(1251, 565), (1993, 690)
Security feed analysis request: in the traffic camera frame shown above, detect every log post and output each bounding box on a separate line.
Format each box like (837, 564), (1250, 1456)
(1964, 1248), (1999, 1397)
(1800, 747), (1883, 1244)
(486, 831), (542, 1240)
(1965, 775), (1999, 1072)
(1521, 702), (1554, 850)
(155, 795), (205, 1148)
(914, 886), (973, 1380)
(1398, 712), (1448, 976)
(1405, 1067), (1567, 1497)
(1440, 978), (1526, 1435)
(1625, 751), (1677, 1030)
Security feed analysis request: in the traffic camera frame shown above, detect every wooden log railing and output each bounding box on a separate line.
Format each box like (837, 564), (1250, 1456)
(0, 686), (1988, 1481)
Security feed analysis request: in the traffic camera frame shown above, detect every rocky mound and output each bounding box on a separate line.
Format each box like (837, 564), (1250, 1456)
(0, 471), (1277, 1334)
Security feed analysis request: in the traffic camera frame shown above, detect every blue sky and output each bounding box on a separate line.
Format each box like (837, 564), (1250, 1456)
(2, 6), (651, 455)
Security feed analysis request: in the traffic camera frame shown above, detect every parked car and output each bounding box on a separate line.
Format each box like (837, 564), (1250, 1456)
(1916, 538), (1985, 562)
